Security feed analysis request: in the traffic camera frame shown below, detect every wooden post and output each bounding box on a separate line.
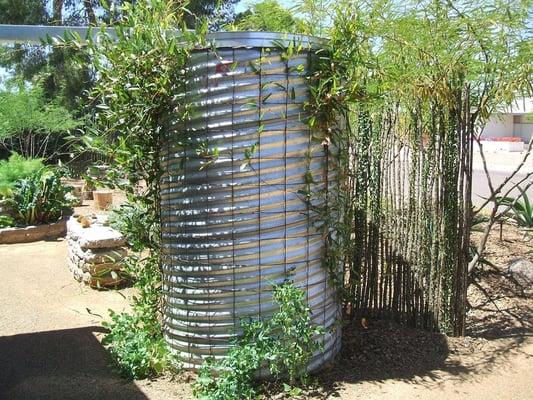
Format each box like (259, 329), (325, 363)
(93, 190), (113, 210)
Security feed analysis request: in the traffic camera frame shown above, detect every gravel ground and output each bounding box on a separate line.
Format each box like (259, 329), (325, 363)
(0, 222), (531, 400)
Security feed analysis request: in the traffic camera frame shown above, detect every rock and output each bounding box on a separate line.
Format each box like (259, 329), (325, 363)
(67, 216), (126, 249)
(68, 239), (127, 263)
(507, 259), (533, 288)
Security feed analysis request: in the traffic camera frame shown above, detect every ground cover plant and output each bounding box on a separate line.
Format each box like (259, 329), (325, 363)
(193, 281), (323, 400)
(102, 309), (171, 380)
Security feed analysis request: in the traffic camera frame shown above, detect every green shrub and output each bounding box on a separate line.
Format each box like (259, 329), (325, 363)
(193, 281), (323, 400)
(0, 86), (79, 160)
(10, 168), (73, 225)
(0, 153), (44, 198)
(108, 203), (155, 252)
(101, 254), (172, 379)
(102, 310), (172, 380)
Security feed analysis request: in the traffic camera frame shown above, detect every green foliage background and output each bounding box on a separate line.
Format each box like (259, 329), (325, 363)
(0, 85), (79, 160)
(0, 152), (44, 197)
(0, 86), (78, 139)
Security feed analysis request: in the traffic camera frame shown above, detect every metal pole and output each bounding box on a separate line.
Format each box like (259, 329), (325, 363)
(0, 24), (323, 47)
(0, 24), (95, 44)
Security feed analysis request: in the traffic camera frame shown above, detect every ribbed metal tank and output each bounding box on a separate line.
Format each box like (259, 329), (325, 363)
(160, 32), (341, 371)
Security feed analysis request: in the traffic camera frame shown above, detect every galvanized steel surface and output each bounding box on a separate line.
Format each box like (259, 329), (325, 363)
(160, 32), (341, 370)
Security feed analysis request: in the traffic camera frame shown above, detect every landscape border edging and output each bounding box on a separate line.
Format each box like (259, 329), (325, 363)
(0, 217), (68, 244)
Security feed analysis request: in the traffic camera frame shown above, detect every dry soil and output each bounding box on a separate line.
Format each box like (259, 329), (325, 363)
(0, 223), (531, 400)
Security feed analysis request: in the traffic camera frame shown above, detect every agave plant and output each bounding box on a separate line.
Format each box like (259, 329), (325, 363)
(10, 169), (74, 226)
(496, 187), (533, 228)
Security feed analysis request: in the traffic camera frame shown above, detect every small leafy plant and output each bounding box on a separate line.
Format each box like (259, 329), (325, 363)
(0, 152), (44, 198)
(0, 215), (14, 227)
(102, 309), (171, 380)
(101, 252), (172, 379)
(497, 188), (533, 228)
(10, 168), (73, 225)
(108, 203), (155, 252)
(193, 281), (323, 400)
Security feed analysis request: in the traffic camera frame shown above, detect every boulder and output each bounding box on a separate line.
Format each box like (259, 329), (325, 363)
(507, 258), (533, 288)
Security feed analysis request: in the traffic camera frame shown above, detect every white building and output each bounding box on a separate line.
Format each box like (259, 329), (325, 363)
(483, 98), (533, 143)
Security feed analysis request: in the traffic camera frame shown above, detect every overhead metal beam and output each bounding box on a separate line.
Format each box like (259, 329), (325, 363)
(0, 24), (96, 44)
(0, 24), (323, 48)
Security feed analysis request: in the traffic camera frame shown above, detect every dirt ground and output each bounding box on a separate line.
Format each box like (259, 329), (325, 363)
(0, 221), (531, 400)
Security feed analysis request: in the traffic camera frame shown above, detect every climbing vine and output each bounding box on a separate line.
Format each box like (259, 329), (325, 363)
(62, 0), (208, 378)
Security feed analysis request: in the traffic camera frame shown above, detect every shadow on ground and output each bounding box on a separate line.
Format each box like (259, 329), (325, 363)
(303, 319), (456, 398)
(301, 314), (529, 399)
(302, 266), (532, 399)
(0, 326), (147, 400)
(467, 267), (532, 339)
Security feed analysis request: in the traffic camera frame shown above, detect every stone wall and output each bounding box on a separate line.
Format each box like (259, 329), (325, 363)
(66, 215), (127, 288)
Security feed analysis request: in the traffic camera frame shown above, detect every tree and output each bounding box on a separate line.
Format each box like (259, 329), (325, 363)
(0, 0), (239, 112)
(0, 0), (91, 111)
(0, 0), (48, 24)
(185, 0), (238, 28)
(230, 0), (304, 33)
(0, 84), (79, 160)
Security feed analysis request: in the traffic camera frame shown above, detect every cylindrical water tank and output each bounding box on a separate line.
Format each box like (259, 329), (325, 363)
(160, 32), (341, 371)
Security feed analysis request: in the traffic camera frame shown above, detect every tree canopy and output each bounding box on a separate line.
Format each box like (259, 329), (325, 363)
(230, 0), (304, 33)
(0, 86), (78, 140)
(0, 0), (238, 111)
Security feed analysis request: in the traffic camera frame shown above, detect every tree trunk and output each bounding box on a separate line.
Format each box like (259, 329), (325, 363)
(53, 0), (64, 24)
(84, 0), (97, 24)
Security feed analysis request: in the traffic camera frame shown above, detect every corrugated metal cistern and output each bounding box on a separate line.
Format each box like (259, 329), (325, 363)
(160, 32), (341, 371)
